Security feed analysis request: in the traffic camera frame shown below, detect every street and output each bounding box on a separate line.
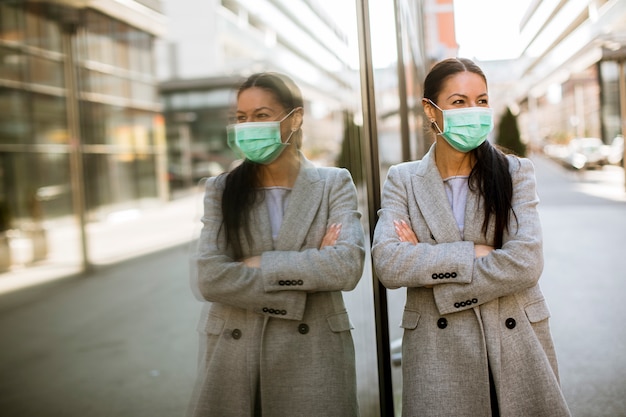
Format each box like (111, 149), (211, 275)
(0, 155), (624, 416)
(533, 157), (626, 416)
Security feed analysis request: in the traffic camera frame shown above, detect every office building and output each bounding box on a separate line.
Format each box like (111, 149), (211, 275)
(0, 0), (166, 271)
(513, 0), (626, 148)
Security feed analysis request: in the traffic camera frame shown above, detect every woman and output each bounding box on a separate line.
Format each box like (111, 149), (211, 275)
(372, 58), (570, 416)
(189, 72), (365, 417)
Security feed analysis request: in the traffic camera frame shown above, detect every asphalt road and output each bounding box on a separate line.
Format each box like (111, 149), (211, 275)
(0, 243), (202, 417)
(532, 157), (626, 417)
(0, 155), (624, 417)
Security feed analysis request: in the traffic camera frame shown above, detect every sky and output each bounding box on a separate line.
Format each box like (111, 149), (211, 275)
(333, 0), (533, 67)
(454, 0), (532, 61)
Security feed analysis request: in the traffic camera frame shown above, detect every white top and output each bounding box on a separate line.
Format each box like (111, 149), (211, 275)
(443, 176), (469, 239)
(262, 186), (292, 240)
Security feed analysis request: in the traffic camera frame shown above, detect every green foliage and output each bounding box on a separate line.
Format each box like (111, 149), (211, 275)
(495, 107), (526, 156)
(336, 110), (364, 185)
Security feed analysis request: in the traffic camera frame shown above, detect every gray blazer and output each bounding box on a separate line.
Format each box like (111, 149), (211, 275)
(189, 155), (365, 417)
(372, 144), (571, 416)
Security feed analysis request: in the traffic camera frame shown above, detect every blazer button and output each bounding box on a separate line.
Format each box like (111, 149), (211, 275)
(231, 329), (242, 339)
(505, 318), (516, 329)
(298, 323), (309, 334)
(437, 318), (448, 329)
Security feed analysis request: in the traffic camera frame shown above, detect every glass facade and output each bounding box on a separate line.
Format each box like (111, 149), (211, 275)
(0, 2), (165, 272)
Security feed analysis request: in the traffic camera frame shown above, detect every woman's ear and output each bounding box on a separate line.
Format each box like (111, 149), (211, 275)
(290, 107), (303, 131)
(422, 99), (436, 121)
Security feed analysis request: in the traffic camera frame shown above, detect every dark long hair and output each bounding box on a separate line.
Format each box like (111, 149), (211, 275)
(221, 72), (304, 259)
(424, 58), (515, 248)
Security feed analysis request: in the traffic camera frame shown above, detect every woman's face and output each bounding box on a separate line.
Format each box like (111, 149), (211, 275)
(424, 71), (489, 130)
(236, 87), (301, 144)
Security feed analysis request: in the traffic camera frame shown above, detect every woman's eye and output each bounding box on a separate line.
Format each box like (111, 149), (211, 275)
(236, 116), (247, 122)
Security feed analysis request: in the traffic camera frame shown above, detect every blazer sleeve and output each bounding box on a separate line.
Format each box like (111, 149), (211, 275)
(372, 163), (475, 289)
(261, 168), (366, 293)
(433, 157), (544, 315)
(192, 175), (306, 321)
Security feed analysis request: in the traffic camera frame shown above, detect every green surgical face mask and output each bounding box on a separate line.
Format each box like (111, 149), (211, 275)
(226, 108), (297, 164)
(429, 100), (494, 153)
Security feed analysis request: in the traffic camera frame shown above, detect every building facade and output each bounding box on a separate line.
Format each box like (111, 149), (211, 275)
(511, 0), (626, 150)
(0, 1), (166, 271)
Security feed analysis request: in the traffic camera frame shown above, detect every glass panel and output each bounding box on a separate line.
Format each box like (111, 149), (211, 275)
(0, 151), (79, 270)
(82, 153), (113, 218)
(165, 1), (384, 414)
(0, 88), (30, 145)
(39, 9), (62, 53)
(131, 80), (156, 102)
(0, 46), (25, 82)
(135, 153), (158, 199)
(0, 2), (163, 290)
(112, 21), (130, 71)
(83, 10), (114, 64)
(32, 93), (68, 145)
(80, 100), (106, 145)
(28, 55), (64, 88)
(24, 4), (42, 48)
(0, 3), (24, 43)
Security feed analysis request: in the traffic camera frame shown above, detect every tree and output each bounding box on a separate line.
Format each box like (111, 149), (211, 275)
(336, 110), (364, 185)
(495, 107), (526, 156)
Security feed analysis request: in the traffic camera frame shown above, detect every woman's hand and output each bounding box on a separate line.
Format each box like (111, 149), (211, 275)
(243, 224), (343, 267)
(394, 220), (418, 244)
(242, 255), (261, 268)
(320, 223), (342, 248)
(474, 244), (494, 258)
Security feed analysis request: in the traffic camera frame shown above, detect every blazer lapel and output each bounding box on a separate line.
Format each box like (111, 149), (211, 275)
(411, 145), (462, 243)
(274, 157), (323, 251)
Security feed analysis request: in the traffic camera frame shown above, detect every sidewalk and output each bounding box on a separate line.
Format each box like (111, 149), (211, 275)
(0, 190), (205, 296)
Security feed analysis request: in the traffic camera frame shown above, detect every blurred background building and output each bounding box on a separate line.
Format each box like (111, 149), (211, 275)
(499, 0), (626, 153)
(0, 0), (167, 272)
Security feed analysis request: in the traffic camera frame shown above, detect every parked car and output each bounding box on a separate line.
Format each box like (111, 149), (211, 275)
(606, 135), (624, 166)
(563, 137), (609, 170)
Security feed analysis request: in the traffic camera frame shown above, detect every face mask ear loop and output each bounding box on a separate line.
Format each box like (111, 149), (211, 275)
(279, 107), (299, 123)
(427, 99), (443, 112)
(432, 121), (444, 136)
(283, 129), (296, 145)
(426, 99), (444, 135)
(280, 107), (301, 144)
